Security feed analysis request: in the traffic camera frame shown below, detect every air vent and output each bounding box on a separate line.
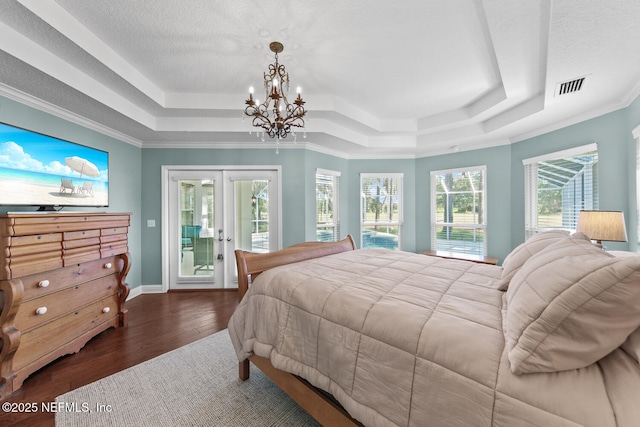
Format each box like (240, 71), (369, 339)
(554, 76), (587, 96)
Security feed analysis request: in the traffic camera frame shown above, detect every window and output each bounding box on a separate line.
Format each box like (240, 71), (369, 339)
(524, 143), (598, 239)
(316, 169), (340, 242)
(430, 166), (486, 256)
(360, 174), (403, 250)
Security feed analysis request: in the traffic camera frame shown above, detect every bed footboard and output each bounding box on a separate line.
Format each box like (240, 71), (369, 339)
(234, 235), (356, 302)
(234, 235), (361, 426)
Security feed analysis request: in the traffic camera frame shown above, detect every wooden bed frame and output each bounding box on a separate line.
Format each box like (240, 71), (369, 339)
(234, 235), (363, 427)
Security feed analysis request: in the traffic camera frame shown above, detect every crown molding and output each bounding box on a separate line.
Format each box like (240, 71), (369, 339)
(0, 83), (143, 148)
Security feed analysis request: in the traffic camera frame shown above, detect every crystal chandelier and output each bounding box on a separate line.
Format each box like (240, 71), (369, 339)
(244, 42), (307, 145)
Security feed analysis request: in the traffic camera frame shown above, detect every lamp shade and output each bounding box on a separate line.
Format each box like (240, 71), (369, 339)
(576, 210), (627, 243)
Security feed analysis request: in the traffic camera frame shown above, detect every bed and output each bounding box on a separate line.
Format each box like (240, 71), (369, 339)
(228, 232), (640, 426)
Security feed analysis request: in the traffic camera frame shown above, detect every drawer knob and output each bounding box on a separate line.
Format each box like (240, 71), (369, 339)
(102, 307), (111, 313)
(38, 280), (50, 288)
(104, 262), (113, 269)
(36, 307), (48, 315)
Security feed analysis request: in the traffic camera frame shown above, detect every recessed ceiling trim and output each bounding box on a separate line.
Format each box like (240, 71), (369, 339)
(18, 0), (166, 106)
(0, 21), (157, 129)
(0, 83), (142, 147)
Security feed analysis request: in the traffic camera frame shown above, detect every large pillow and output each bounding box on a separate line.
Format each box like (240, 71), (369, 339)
(622, 327), (640, 364)
(498, 230), (570, 291)
(505, 233), (640, 375)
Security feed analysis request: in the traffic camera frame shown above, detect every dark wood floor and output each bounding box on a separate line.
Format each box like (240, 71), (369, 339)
(0, 290), (239, 427)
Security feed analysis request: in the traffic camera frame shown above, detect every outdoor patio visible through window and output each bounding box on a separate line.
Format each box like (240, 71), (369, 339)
(360, 174), (403, 250)
(431, 167), (486, 256)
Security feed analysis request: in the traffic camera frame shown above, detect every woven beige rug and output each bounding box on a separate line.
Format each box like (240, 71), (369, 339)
(55, 330), (320, 426)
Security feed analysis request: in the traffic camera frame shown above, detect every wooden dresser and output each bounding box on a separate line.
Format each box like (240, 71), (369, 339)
(0, 212), (131, 398)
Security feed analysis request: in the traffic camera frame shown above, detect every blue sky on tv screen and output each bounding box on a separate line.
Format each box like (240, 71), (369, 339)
(0, 123), (108, 181)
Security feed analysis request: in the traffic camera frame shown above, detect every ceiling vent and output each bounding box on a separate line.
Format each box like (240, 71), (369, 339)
(554, 76), (587, 96)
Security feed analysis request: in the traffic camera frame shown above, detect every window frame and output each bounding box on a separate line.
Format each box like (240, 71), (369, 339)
(360, 173), (404, 250)
(523, 143), (598, 239)
(430, 165), (487, 256)
(315, 168), (340, 242)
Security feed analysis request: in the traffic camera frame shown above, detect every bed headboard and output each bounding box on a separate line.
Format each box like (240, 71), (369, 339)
(234, 235), (356, 301)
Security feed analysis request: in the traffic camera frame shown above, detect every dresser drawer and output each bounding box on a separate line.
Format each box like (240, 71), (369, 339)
(63, 229), (101, 241)
(15, 274), (118, 332)
(8, 214), (130, 235)
(9, 256), (64, 279)
(101, 242), (128, 258)
(6, 233), (62, 247)
(12, 294), (118, 371)
(8, 241), (62, 257)
(21, 255), (120, 301)
(102, 226), (128, 236)
(62, 237), (101, 249)
(63, 244), (101, 266)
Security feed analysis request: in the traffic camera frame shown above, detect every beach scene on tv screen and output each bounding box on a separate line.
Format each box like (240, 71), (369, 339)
(0, 123), (108, 207)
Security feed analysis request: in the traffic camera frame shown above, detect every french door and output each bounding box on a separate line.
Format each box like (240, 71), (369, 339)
(164, 167), (280, 290)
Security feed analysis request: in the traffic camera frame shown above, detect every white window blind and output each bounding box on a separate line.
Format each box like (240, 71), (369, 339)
(316, 169), (340, 242)
(360, 173), (403, 250)
(430, 166), (486, 256)
(523, 143), (598, 239)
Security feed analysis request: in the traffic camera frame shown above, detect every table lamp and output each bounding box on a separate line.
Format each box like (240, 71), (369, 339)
(576, 210), (627, 247)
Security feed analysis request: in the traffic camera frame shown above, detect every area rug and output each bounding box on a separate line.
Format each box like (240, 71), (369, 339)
(55, 330), (320, 426)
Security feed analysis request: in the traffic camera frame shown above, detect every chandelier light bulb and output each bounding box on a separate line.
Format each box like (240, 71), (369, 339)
(249, 86), (254, 94)
(297, 86), (302, 94)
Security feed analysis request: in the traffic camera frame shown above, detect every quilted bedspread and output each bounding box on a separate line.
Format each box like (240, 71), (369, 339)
(228, 249), (640, 427)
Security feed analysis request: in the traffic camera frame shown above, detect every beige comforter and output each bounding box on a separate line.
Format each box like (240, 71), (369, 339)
(228, 249), (640, 427)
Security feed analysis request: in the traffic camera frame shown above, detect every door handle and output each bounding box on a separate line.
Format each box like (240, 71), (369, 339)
(218, 229), (223, 241)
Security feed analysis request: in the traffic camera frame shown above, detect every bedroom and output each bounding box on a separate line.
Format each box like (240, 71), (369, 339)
(0, 0), (639, 425)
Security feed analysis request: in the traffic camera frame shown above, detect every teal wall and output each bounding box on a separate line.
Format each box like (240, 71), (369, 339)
(140, 147), (313, 285)
(3, 93), (639, 288)
(510, 106), (637, 252)
(0, 96), (142, 289)
(416, 144), (513, 260)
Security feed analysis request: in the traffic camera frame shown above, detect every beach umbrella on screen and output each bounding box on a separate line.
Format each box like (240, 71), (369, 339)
(65, 156), (99, 179)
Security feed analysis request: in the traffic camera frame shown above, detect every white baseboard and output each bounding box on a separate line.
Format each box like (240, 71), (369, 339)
(126, 284), (165, 300)
(140, 284), (165, 293)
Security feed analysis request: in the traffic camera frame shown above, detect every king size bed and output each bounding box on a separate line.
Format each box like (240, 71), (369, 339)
(228, 231), (640, 426)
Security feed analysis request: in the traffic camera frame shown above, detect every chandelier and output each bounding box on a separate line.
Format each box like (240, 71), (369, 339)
(244, 42), (307, 145)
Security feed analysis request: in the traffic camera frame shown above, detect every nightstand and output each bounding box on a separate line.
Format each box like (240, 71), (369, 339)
(423, 250), (499, 265)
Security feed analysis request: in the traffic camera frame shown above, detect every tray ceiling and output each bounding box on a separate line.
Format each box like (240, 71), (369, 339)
(0, 0), (639, 158)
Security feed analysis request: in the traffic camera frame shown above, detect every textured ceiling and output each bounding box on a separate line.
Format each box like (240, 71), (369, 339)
(0, 0), (639, 158)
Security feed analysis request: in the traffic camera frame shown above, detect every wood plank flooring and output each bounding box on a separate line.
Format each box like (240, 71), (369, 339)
(0, 290), (239, 427)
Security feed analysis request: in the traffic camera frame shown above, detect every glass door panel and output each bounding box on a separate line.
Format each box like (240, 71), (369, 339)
(234, 179), (270, 253)
(179, 179), (216, 279)
(168, 170), (222, 289)
(224, 171), (280, 287)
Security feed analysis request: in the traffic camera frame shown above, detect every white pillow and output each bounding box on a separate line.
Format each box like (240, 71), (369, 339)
(505, 233), (640, 374)
(498, 230), (570, 291)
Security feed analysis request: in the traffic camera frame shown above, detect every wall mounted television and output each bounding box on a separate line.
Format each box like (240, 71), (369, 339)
(0, 122), (109, 210)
